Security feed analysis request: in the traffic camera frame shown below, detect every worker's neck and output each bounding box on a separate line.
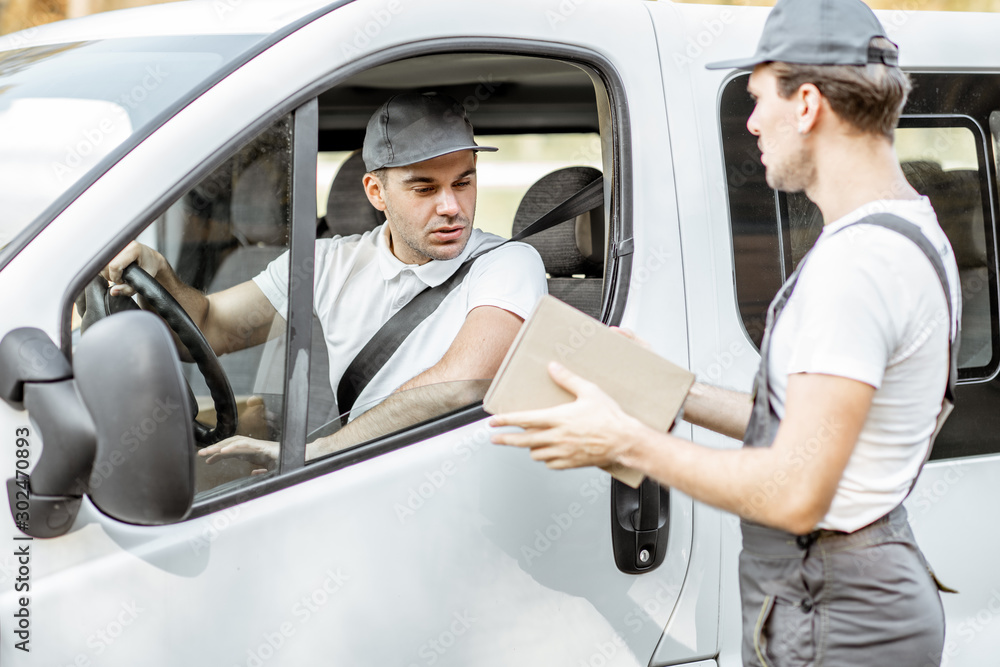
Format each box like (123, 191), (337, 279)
(805, 130), (921, 224)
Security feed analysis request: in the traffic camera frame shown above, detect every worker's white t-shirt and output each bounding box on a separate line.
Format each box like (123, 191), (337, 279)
(767, 197), (961, 532)
(254, 223), (546, 415)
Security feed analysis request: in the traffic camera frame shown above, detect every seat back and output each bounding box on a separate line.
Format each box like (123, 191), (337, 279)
(320, 150), (384, 238)
(903, 160), (990, 367)
(512, 166), (605, 318)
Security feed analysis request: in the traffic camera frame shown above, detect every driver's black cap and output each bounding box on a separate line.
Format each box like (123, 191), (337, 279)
(706, 0), (898, 71)
(362, 92), (497, 172)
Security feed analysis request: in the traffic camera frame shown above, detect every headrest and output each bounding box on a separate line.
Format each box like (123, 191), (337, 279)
(323, 150), (384, 238)
(903, 160), (986, 268)
(230, 158), (289, 246)
(512, 167), (604, 277)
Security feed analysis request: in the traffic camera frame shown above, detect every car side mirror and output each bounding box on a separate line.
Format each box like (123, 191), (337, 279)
(0, 312), (196, 537)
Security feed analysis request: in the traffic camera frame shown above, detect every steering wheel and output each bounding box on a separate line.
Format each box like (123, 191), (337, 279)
(76, 263), (238, 446)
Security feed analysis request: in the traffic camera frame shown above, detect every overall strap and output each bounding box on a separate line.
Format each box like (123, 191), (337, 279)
(832, 213), (959, 498)
(838, 214), (958, 403)
(744, 212), (959, 453)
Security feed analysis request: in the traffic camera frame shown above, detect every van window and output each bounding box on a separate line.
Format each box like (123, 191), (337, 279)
(780, 121), (996, 375)
(722, 71), (1000, 461)
(70, 113), (294, 499)
(722, 73), (999, 380)
(302, 53), (610, 462)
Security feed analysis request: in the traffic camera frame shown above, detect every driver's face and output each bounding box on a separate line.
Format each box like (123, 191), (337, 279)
(366, 150), (478, 265)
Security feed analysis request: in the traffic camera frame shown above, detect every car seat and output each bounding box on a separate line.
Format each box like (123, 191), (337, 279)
(903, 160), (991, 368)
(511, 166), (605, 319)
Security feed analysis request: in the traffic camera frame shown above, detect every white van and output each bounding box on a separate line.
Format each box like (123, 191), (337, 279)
(0, 1), (998, 665)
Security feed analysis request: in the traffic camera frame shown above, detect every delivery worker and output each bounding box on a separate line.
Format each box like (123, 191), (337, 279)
(490, 0), (959, 664)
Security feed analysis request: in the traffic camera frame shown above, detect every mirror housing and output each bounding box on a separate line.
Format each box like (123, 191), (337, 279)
(0, 311), (196, 536)
(74, 311), (196, 525)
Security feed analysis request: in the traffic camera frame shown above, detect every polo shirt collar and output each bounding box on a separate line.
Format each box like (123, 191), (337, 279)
(374, 222), (476, 288)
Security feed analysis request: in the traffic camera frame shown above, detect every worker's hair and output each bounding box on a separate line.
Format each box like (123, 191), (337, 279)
(769, 38), (912, 140)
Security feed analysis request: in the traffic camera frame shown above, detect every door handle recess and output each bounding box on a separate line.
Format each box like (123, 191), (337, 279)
(611, 477), (670, 574)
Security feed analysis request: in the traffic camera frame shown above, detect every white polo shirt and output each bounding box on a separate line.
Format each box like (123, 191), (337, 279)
(253, 223), (546, 415)
(767, 197), (961, 532)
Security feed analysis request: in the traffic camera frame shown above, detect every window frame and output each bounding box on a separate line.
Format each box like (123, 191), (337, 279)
(774, 114), (999, 379)
(175, 38), (634, 519)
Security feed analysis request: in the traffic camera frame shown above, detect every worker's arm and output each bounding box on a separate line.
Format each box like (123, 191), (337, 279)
(491, 363), (872, 535)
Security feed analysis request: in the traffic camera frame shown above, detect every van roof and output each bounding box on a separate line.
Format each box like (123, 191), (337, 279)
(0, 0), (342, 51)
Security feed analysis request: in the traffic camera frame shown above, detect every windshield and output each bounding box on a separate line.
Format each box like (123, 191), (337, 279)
(0, 35), (261, 249)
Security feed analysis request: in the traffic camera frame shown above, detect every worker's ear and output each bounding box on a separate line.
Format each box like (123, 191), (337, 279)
(363, 172), (387, 211)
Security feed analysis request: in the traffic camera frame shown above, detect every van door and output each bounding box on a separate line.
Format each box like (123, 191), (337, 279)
(0, 1), (718, 665)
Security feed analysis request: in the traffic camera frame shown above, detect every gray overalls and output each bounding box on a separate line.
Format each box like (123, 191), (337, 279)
(739, 214), (958, 667)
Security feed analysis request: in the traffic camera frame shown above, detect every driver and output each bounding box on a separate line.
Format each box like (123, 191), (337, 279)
(103, 92), (547, 467)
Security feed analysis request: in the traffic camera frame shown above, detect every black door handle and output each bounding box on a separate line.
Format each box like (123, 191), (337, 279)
(611, 477), (670, 574)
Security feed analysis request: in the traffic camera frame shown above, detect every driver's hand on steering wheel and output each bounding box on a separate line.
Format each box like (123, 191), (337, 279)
(198, 435), (278, 475)
(102, 241), (167, 298)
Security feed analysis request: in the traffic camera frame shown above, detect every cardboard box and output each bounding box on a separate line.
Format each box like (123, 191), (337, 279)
(485, 295), (695, 488)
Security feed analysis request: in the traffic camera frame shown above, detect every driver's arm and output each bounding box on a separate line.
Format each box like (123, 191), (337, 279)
(104, 241), (278, 356)
(308, 305), (523, 457)
(680, 382), (753, 440)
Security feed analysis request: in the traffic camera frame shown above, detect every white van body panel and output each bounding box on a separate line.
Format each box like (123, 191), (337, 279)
(0, 0), (712, 665)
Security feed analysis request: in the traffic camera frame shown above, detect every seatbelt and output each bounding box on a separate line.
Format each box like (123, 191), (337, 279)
(336, 174), (604, 416)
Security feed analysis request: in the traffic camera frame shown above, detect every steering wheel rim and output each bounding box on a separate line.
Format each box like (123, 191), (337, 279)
(79, 264), (238, 446)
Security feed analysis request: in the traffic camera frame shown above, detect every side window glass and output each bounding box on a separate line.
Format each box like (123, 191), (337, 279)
(70, 114), (294, 498)
(782, 121), (997, 376)
(898, 123), (993, 373)
(720, 73), (781, 347)
(724, 73), (999, 379)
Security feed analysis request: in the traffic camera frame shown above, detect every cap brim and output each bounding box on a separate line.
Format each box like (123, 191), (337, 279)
(705, 56), (764, 71)
(380, 144), (498, 169)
